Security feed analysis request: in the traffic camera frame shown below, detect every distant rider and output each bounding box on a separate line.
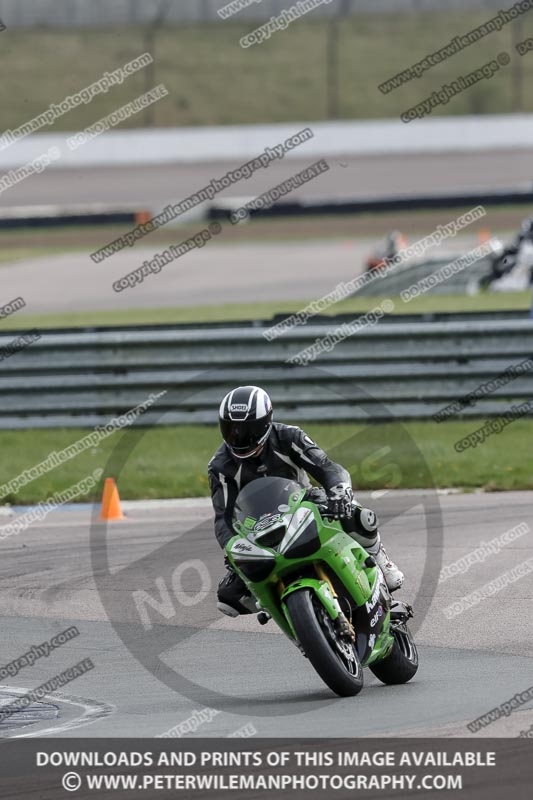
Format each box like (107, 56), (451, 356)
(208, 386), (404, 617)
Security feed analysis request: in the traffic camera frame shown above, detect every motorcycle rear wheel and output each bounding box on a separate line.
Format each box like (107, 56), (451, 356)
(369, 622), (418, 685)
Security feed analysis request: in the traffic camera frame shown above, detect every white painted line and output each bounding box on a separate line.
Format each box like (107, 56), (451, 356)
(121, 498), (212, 511)
(0, 685), (114, 738)
(0, 488), (476, 527)
(0, 516), (190, 532)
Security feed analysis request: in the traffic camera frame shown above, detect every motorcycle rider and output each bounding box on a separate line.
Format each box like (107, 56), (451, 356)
(483, 216), (533, 289)
(208, 385), (404, 618)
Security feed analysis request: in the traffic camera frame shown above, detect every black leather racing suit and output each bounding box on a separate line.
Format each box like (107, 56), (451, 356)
(208, 422), (379, 614)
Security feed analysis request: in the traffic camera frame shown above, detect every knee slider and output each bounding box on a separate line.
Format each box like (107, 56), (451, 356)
(353, 506), (378, 538)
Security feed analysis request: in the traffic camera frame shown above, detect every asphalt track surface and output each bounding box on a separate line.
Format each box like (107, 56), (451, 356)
(2, 240), (377, 315)
(1, 150), (532, 209)
(0, 491), (531, 739)
(2, 235), (476, 317)
(0, 146), (515, 316)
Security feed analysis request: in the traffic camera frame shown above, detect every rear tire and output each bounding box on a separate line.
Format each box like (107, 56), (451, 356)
(286, 590), (363, 697)
(369, 622), (418, 685)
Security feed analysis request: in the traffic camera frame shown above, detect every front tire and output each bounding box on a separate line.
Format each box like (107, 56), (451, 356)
(286, 590), (363, 697)
(369, 622), (418, 685)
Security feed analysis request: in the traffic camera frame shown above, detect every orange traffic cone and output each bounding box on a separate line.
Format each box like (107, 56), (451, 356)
(135, 210), (151, 225)
(478, 228), (491, 244)
(100, 478), (125, 521)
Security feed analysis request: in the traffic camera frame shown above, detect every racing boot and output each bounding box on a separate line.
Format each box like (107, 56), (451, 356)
(217, 568), (256, 617)
(368, 533), (404, 592)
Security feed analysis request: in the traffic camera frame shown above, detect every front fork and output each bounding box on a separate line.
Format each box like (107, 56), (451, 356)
(280, 564), (355, 643)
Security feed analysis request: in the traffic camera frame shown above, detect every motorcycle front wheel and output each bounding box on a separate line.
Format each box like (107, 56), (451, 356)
(286, 589), (363, 697)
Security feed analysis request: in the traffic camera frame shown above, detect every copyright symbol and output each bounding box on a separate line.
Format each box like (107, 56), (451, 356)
(382, 298), (395, 313)
(208, 221), (222, 235)
(62, 772), (82, 792)
(497, 52), (510, 66)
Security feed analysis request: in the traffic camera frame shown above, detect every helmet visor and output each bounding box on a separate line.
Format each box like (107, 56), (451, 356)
(220, 416), (272, 456)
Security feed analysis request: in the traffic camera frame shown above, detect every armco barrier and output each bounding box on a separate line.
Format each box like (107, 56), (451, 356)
(1, 318), (533, 429)
(208, 186), (533, 221)
(0, 0), (506, 29)
(0, 205), (150, 231)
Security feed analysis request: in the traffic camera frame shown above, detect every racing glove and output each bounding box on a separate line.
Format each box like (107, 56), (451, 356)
(326, 483), (354, 520)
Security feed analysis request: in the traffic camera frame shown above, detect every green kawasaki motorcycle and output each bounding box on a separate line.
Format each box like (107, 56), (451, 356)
(226, 477), (418, 697)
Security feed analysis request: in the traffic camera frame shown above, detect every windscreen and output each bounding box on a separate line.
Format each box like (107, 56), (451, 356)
(233, 477), (303, 524)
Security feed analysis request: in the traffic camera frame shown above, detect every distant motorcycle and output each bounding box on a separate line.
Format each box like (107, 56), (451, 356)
(475, 217), (533, 292)
(226, 477), (418, 697)
(365, 231), (407, 272)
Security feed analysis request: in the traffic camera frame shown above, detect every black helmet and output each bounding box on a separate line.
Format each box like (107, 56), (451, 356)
(219, 386), (273, 459)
